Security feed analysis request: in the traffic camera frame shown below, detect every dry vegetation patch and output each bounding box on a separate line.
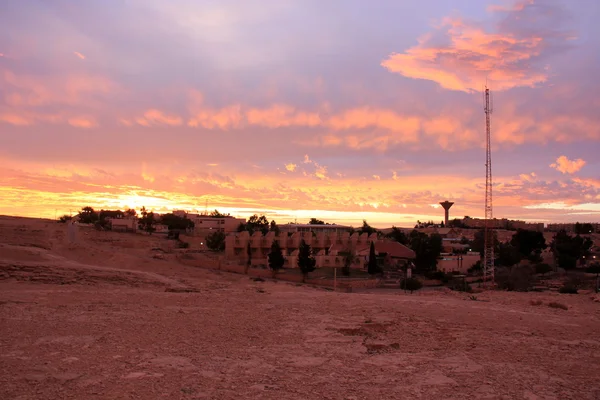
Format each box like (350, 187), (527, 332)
(548, 301), (568, 310)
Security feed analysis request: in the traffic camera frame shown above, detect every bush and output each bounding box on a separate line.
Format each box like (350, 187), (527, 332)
(535, 263), (552, 275)
(400, 278), (422, 293)
(429, 271), (451, 283)
(495, 265), (535, 291)
(558, 285), (578, 294)
(468, 261), (482, 274)
(177, 241), (190, 249)
(529, 299), (543, 306)
(448, 279), (473, 293)
(58, 215), (72, 223)
(548, 302), (568, 310)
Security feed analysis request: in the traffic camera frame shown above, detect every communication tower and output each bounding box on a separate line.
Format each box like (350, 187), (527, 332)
(483, 86), (494, 287)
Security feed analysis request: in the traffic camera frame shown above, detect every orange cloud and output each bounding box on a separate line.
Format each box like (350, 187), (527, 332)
(68, 116), (98, 128)
(246, 105), (321, 128)
(188, 105), (243, 129)
(381, 1), (571, 92)
(131, 109), (183, 127)
(285, 163), (297, 172)
(2, 69), (117, 107)
(0, 113), (32, 126)
(550, 156), (586, 174)
(328, 107), (420, 138)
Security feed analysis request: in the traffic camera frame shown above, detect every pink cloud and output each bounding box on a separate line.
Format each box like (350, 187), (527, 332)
(67, 116), (98, 128)
(131, 109), (183, 127)
(381, 1), (572, 92)
(246, 105), (321, 128)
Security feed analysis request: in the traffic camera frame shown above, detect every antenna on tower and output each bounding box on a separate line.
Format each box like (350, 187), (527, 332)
(483, 84), (494, 287)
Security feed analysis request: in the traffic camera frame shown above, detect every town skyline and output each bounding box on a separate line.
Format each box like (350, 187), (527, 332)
(1, 0), (599, 226)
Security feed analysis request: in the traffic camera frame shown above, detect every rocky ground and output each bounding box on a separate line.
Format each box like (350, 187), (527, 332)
(1, 216), (600, 399)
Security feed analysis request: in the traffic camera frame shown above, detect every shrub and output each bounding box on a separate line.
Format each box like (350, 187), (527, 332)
(468, 261), (482, 274)
(448, 280), (473, 293)
(400, 278), (422, 293)
(495, 265), (535, 291)
(535, 263), (552, 275)
(558, 285), (578, 294)
(529, 299), (543, 306)
(429, 271), (451, 283)
(58, 215), (72, 223)
(548, 302), (568, 310)
(177, 241), (189, 249)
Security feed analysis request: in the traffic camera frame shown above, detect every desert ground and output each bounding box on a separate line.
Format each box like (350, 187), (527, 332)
(1, 216), (600, 399)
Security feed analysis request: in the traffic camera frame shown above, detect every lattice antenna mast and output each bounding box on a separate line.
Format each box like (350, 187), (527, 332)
(483, 85), (494, 287)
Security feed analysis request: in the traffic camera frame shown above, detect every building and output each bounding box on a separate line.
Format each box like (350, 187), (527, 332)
(546, 223), (599, 233)
(361, 241), (416, 270)
(278, 223), (352, 235)
(172, 211), (246, 236)
(437, 252), (480, 274)
(461, 217), (544, 232)
(225, 231), (415, 270)
(108, 217), (137, 233)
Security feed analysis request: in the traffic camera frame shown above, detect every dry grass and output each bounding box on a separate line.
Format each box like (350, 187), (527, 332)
(548, 301), (568, 310)
(530, 300), (543, 306)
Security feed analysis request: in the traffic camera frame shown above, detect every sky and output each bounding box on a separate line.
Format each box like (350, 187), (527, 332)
(1, 0), (599, 228)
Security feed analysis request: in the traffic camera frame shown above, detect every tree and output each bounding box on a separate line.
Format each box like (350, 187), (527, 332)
(210, 209), (230, 218)
(269, 220), (280, 235)
(472, 229), (499, 257)
(510, 229), (546, 262)
(124, 208), (137, 217)
(408, 230), (442, 272)
(245, 242), (252, 274)
(240, 214), (269, 235)
(160, 213), (195, 231)
(400, 278), (422, 293)
(448, 218), (467, 229)
(367, 241), (380, 274)
(78, 206), (98, 224)
(496, 242), (521, 268)
(206, 231), (226, 252)
(586, 262), (600, 293)
(309, 218), (325, 225)
(360, 220), (377, 235)
(297, 239), (316, 282)
(139, 207), (156, 234)
(385, 226), (408, 245)
(340, 248), (359, 276)
(552, 230), (593, 270)
(268, 240), (285, 278)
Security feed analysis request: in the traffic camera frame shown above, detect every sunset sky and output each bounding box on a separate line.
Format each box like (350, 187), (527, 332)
(1, 0), (599, 227)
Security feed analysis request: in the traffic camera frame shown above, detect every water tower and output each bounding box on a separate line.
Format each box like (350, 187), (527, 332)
(439, 201), (454, 226)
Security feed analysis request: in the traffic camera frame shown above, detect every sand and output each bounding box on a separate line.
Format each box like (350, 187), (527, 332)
(1, 216), (600, 399)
